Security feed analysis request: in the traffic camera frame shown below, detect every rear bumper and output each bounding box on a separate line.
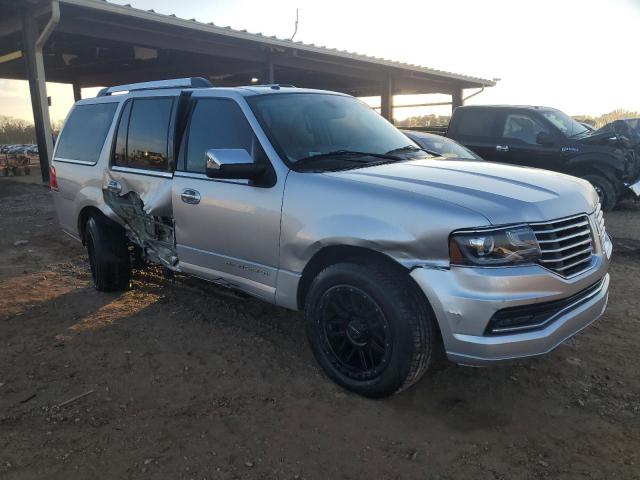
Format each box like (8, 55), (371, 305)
(410, 239), (611, 366)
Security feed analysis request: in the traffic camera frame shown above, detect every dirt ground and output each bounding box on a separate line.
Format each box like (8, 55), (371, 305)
(0, 178), (639, 480)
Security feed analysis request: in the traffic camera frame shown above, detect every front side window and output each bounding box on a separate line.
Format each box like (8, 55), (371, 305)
(248, 93), (426, 166)
(56, 103), (117, 163)
(113, 98), (174, 171)
(184, 98), (266, 173)
(502, 113), (549, 145)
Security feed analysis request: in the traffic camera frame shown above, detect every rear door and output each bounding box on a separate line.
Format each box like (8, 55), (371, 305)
(494, 111), (560, 170)
(448, 108), (502, 161)
(108, 94), (177, 206)
(172, 93), (285, 302)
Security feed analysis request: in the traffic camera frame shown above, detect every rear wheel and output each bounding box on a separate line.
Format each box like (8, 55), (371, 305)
(304, 262), (436, 398)
(85, 215), (131, 291)
(582, 174), (617, 212)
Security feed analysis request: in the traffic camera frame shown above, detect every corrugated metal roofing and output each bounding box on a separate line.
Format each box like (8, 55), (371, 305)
(59, 0), (495, 88)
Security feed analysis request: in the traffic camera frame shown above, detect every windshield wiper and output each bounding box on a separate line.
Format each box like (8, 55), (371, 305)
(386, 144), (439, 157)
(569, 128), (591, 138)
(295, 150), (402, 166)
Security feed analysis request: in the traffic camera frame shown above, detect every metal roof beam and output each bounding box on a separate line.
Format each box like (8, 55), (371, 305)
(56, 16), (266, 64)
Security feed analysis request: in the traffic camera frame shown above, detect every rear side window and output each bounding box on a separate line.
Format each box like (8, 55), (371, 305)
(184, 98), (266, 173)
(453, 109), (497, 138)
(55, 103), (117, 164)
(113, 98), (174, 171)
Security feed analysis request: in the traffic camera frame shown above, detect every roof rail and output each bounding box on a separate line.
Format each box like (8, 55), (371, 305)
(248, 84), (296, 90)
(97, 77), (213, 97)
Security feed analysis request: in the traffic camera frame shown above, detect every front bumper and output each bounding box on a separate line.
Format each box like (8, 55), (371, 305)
(626, 178), (640, 197)
(410, 237), (611, 366)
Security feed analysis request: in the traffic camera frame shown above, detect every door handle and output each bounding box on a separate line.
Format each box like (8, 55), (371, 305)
(181, 188), (201, 205)
(496, 145), (510, 152)
(107, 180), (122, 194)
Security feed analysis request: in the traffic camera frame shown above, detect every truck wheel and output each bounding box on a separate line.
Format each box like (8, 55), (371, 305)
(582, 174), (616, 212)
(304, 262), (436, 398)
(85, 215), (131, 292)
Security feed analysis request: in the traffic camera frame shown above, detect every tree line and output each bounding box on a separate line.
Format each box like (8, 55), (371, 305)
(0, 116), (62, 145)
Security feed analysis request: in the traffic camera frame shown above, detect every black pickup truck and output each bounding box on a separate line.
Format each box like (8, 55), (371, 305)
(443, 105), (640, 211)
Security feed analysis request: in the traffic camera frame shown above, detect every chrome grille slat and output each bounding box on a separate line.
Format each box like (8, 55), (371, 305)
(530, 214), (595, 277)
(539, 246), (593, 264)
(530, 220), (589, 234)
(539, 238), (592, 252)
(536, 230), (591, 243)
(554, 256), (596, 272)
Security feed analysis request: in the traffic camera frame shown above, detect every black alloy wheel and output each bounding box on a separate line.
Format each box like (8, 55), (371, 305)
(304, 262), (437, 398)
(319, 285), (392, 380)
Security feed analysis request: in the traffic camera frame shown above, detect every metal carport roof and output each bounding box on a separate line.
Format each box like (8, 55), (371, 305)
(0, 0), (496, 181)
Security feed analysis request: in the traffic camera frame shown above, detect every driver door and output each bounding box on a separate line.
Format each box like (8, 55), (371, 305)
(172, 95), (285, 302)
(495, 112), (559, 170)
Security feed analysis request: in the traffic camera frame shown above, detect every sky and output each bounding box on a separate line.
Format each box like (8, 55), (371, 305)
(1, 0), (639, 123)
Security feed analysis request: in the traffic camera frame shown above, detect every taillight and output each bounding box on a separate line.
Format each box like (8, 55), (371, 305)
(49, 165), (59, 191)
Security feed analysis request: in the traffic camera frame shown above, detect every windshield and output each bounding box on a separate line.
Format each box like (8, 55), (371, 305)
(405, 131), (481, 160)
(248, 93), (429, 167)
(542, 109), (589, 137)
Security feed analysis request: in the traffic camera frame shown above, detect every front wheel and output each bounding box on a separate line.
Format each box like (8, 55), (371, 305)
(581, 174), (617, 212)
(304, 262), (437, 398)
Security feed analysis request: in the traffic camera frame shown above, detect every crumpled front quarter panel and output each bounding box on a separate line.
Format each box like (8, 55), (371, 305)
(279, 171), (489, 275)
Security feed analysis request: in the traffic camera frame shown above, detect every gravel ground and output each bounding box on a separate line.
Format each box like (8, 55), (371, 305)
(0, 179), (639, 480)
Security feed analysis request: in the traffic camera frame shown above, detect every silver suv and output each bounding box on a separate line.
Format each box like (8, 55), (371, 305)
(51, 78), (612, 397)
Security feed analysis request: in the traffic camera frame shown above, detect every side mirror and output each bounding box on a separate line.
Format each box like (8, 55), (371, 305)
(205, 149), (266, 180)
(536, 131), (554, 146)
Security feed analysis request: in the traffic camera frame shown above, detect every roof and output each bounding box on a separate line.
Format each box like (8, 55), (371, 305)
(59, 0), (496, 88)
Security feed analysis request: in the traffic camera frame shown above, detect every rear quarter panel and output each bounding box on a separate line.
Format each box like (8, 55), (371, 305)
(52, 97), (125, 239)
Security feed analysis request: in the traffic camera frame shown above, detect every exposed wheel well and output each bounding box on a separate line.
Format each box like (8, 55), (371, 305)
(297, 245), (446, 362)
(568, 164), (620, 190)
(297, 245), (411, 311)
(77, 206), (108, 245)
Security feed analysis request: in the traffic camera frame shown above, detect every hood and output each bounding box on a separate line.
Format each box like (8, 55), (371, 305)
(326, 159), (598, 226)
(583, 120), (640, 149)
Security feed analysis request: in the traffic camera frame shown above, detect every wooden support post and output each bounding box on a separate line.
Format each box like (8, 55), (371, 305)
(72, 81), (82, 102)
(380, 75), (394, 124)
(263, 54), (275, 84)
(22, 9), (54, 183)
(452, 87), (464, 112)
(267, 60), (274, 84)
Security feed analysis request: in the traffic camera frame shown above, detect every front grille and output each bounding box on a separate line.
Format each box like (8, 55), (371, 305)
(530, 214), (594, 277)
(485, 277), (605, 335)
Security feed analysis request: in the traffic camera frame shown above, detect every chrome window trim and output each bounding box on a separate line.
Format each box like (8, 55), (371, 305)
(53, 157), (97, 166)
(173, 171), (249, 185)
(111, 165), (173, 178)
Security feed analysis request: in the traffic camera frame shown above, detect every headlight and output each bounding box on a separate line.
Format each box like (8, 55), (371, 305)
(449, 225), (541, 266)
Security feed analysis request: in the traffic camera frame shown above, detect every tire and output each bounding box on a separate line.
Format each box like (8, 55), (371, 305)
(582, 174), (616, 212)
(85, 215), (131, 292)
(304, 262), (437, 398)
